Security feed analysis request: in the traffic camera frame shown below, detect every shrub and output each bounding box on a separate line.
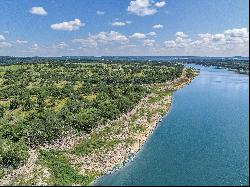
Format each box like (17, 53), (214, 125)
(97, 100), (120, 120)
(0, 121), (26, 143)
(0, 106), (4, 118)
(25, 110), (64, 146)
(0, 139), (29, 168)
(39, 150), (96, 186)
(73, 108), (100, 132)
(9, 99), (19, 110)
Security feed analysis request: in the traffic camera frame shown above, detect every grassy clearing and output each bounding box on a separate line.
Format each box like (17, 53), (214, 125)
(71, 135), (121, 156)
(130, 124), (147, 133)
(53, 98), (68, 112)
(38, 149), (99, 186)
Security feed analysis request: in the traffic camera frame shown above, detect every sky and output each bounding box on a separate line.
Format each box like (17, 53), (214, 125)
(0, 0), (249, 57)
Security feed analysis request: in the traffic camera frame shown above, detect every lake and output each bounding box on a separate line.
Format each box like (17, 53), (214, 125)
(93, 65), (249, 186)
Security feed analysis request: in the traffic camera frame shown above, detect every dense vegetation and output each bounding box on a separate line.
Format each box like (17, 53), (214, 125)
(1, 56), (248, 74)
(0, 62), (184, 168)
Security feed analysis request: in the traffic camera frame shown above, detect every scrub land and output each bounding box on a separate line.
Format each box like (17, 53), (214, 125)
(0, 61), (198, 185)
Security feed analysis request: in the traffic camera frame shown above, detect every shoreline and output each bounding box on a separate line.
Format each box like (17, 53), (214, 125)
(0, 68), (199, 186)
(89, 68), (199, 186)
(90, 106), (168, 186)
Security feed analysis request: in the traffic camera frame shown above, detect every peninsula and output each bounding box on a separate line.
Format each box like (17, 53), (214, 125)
(0, 61), (198, 185)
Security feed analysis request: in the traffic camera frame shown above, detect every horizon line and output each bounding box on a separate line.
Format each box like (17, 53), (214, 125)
(0, 55), (249, 58)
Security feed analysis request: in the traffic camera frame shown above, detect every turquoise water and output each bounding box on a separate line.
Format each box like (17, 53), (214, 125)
(94, 66), (249, 186)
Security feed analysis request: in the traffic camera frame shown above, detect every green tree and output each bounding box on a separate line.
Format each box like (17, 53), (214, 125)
(0, 106), (4, 118)
(9, 99), (19, 110)
(0, 139), (28, 168)
(74, 108), (99, 132)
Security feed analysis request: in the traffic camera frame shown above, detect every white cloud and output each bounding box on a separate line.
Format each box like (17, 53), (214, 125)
(153, 24), (163, 29)
(143, 39), (155, 47)
(72, 38), (98, 48)
(16, 40), (28, 44)
(96, 11), (105, 15)
(182, 27), (249, 55)
(155, 1), (166, 8)
(123, 44), (137, 48)
(51, 19), (84, 31)
(0, 35), (5, 41)
(225, 37), (245, 44)
(127, 0), (158, 16)
(198, 33), (224, 43)
(176, 32), (188, 38)
(147, 32), (157, 36)
(198, 33), (212, 39)
(112, 21), (127, 27)
(112, 21), (131, 27)
(164, 40), (176, 48)
(73, 31), (129, 48)
(163, 32), (192, 49)
(30, 7), (47, 16)
(92, 31), (128, 43)
(8, 27), (247, 57)
(176, 37), (192, 48)
(224, 28), (248, 38)
(53, 42), (69, 49)
(0, 41), (12, 48)
(224, 28), (249, 44)
(212, 34), (225, 42)
(175, 37), (184, 43)
(130, 32), (147, 39)
(196, 28), (249, 46)
(32, 43), (39, 50)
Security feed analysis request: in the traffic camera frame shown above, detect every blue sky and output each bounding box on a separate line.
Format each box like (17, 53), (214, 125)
(0, 0), (249, 56)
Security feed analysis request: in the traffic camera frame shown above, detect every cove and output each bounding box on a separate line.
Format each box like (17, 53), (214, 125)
(93, 65), (249, 186)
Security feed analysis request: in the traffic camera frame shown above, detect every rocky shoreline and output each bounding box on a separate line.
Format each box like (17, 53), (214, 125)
(88, 68), (199, 185)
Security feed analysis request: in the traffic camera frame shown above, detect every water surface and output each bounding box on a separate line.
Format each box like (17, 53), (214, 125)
(94, 66), (249, 186)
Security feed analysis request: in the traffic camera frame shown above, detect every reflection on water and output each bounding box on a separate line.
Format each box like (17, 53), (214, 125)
(94, 65), (249, 186)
